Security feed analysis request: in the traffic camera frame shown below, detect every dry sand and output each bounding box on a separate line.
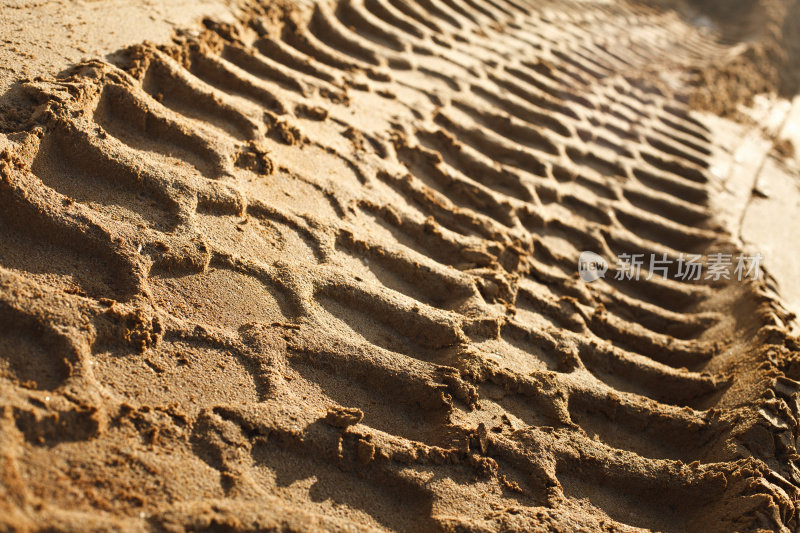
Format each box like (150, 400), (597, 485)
(1, 0), (800, 531)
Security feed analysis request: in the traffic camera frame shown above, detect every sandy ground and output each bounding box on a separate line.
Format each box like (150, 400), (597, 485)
(0, 0), (238, 96)
(739, 96), (800, 325)
(703, 93), (800, 327)
(1, 0), (800, 531)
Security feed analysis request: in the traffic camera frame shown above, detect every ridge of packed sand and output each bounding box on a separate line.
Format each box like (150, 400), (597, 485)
(1, 0), (800, 531)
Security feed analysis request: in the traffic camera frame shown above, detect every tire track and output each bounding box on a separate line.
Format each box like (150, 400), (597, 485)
(1, 0), (799, 531)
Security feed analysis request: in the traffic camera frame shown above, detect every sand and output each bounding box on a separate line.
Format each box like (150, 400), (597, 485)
(1, 0), (800, 531)
(681, 0), (800, 117)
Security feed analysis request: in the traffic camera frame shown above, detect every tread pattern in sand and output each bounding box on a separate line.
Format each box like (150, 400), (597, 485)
(1, 1), (799, 531)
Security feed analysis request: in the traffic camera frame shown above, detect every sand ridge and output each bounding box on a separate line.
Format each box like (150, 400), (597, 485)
(1, 0), (800, 531)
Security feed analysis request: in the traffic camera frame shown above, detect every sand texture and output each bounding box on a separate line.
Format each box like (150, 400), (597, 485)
(1, 0), (800, 531)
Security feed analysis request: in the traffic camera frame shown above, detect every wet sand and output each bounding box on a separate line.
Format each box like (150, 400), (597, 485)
(1, 0), (800, 531)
